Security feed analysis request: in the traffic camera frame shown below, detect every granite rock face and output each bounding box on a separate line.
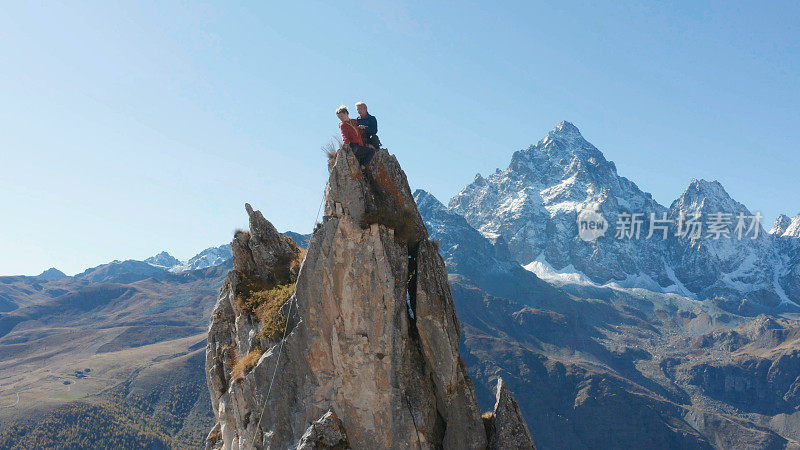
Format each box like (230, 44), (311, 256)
(205, 147), (534, 449)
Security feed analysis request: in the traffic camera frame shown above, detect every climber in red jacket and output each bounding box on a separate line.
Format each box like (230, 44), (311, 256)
(336, 105), (363, 146)
(336, 105), (374, 167)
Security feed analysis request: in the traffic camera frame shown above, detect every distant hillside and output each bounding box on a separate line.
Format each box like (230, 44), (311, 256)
(0, 259), (228, 448)
(284, 231), (312, 248)
(36, 268), (67, 280)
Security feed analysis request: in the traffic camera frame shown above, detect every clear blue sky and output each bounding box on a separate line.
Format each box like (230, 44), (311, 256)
(2, 1), (798, 276)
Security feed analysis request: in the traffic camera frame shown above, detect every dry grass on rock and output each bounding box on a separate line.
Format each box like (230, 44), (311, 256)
(234, 236), (306, 349)
(322, 136), (342, 171)
(231, 347), (264, 382)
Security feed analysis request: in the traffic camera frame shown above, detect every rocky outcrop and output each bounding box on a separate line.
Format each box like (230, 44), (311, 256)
(205, 147), (534, 449)
(295, 411), (349, 449)
(484, 378), (535, 450)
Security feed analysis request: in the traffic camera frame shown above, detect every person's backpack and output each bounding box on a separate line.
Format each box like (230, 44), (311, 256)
(365, 134), (381, 149)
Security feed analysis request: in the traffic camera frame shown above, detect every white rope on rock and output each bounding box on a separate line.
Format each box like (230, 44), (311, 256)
(251, 186), (326, 447)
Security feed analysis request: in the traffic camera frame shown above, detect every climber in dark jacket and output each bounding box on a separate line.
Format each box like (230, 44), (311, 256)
(336, 105), (374, 167)
(355, 101), (381, 149)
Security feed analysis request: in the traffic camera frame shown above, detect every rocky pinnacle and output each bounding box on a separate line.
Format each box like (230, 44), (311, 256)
(205, 147), (535, 449)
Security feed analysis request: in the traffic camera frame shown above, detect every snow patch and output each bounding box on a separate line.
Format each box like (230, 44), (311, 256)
(524, 255), (699, 300)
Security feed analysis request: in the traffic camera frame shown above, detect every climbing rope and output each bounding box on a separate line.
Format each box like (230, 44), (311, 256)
(251, 187), (326, 446)
(252, 294), (296, 446)
(315, 183), (326, 224)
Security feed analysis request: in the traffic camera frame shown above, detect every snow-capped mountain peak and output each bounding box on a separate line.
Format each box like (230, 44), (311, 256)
(783, 214), (800, 238)
(169, 244), (232, 273)
(550, 120), (583, 139)
(670, 178), (752, 217)
(450, 121), (663, 266)
(413, 189), (448, 214)
(448, 121), (800, 311)
(144, 251), (181, 269)
(144, 245), (232, 273)
(771, 214), (792, 235)
(510, 121), (611, 177)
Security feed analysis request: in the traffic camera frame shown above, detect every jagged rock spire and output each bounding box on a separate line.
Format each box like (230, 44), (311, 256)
(205, 147), (533, 449)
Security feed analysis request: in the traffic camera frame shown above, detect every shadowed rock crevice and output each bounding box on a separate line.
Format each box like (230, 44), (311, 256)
(407, 242), (420, 327)
(205, 147), (534, 449)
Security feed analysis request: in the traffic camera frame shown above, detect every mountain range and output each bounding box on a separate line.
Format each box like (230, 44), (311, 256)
(417, 185), (800, 448)
(2, 121), (799, 449)
(450, 121), (800, 313)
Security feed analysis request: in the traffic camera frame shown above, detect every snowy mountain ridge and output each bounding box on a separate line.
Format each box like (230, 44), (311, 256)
(144, 244), (232, 273)
(449, 121), (800, 311)
(771, 213), (800, 238)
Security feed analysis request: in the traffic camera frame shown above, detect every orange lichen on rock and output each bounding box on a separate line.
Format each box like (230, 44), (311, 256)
(374, 162), (406, 208)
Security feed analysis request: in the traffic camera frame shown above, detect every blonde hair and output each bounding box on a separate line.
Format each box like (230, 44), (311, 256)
(355, 101), (367, 109)
(336, 105), (348, 115)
